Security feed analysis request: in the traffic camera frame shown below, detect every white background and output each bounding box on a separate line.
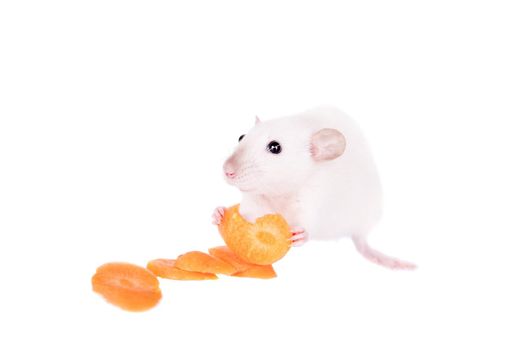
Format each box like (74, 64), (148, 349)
(1, 1), (524, 349)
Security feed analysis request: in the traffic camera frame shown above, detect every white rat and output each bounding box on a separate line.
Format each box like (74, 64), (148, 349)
(212, 106), (416, 269)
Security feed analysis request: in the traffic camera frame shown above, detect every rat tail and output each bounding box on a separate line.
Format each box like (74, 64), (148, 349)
(352, 235), (417, 270)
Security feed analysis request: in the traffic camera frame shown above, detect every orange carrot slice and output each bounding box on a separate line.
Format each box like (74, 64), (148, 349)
(174, 251), (237, 275)
(232, 264), (277, 279)
(218, 205), (291, 265)
(209, 246), (277, 279)
(208, 246), (254, 272)
(147, 259), (218, 280)
(92, 262), (162, 312)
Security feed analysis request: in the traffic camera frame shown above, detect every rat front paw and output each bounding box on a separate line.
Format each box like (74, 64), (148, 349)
(211, 206), (226, 225)
(290, 227), (307, 247)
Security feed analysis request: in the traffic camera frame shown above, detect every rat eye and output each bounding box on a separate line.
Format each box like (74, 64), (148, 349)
(238, 134), (245, 142)
(266, 141), (281, 154)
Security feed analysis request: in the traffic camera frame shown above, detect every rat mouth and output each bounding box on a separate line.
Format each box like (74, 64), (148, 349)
(224, 172), (258, 192)
(223, 162), (262, 192)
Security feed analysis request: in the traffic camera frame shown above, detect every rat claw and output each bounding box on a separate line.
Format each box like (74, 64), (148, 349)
(290, 226), (305, 235)
(291, 238), (305, 247)
(290, 233), (305, 241)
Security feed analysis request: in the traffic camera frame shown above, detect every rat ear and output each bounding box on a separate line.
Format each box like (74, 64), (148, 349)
(255, 116), (261, 124)
(310, 128), (346, 161)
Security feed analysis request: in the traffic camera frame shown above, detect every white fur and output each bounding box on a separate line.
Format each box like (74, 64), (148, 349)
(221, 106), (416, 269)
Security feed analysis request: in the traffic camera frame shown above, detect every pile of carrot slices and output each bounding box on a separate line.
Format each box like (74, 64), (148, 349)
(147, 246), (276, 280)
(92, 246), (277, 312)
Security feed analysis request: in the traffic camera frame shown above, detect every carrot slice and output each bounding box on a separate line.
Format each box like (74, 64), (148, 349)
(218, 205), (291, 265)
(174, 251), (237, 275)
(209, 246), (277, 279)
(92, 262), (162, 312)
(208, 246), (254, 273)
(232, 264), (277, 279)
(147, 259), (218, 280)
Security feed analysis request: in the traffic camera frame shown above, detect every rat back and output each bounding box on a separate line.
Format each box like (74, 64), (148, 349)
(291, 106), (383, 240)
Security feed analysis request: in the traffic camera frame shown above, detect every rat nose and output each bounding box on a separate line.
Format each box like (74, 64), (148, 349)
(223, 162), (237, 179)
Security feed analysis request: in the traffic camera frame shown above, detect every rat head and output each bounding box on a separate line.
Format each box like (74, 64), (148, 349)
(223, 116), (346, 195)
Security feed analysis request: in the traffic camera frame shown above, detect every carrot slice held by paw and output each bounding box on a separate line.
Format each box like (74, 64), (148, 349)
(147, 259), (218, 280)
(232, 264), (277, 279)
(174, 251), (237, 275)
(218, 205), (291, 265)
(92, 262), (162, 312)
